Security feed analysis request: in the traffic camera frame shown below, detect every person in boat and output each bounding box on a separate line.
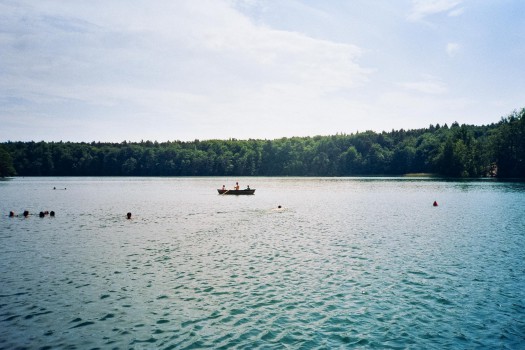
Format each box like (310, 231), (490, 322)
(222, 185), (226, 190)
(246, 185), (250, 190)
(234, 182), (240, 190)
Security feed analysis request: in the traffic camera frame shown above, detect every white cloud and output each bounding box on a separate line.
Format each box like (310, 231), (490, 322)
(0, 0), (377, 141)
(398, 77), (448, 94)
(1, 0), (370, 102)
(408, 0), (464, 21)
(447, 7), (465, 17)
(1, 0), (523, 141)
(446, 42), (460, 57)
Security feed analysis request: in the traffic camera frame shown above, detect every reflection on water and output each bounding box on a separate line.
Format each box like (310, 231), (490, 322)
(0, 177), (524, 349)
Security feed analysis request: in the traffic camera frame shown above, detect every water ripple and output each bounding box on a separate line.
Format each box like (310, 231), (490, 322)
(1, 177), (524, 349)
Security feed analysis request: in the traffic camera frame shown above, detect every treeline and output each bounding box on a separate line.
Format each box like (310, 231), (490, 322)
(1, 109), (524, 178)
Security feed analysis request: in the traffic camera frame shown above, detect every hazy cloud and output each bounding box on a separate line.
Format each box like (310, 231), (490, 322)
(1, 0), (369, 106)
(1, 0), (524, 141)
(446, 42), (460, 57)
(398, 77), (448, 95)
(447, 6), (465, 17)
(408, 0), (464, 21)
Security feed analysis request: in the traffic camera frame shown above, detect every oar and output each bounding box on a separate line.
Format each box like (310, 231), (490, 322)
(221, 189), (230, 195)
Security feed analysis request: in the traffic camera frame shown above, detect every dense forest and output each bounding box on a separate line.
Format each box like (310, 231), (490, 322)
(1, 109), (524, 178)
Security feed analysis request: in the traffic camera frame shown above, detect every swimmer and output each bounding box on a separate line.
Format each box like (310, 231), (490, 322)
(126, 212), (132, 219)
(271, 205), (285, 212)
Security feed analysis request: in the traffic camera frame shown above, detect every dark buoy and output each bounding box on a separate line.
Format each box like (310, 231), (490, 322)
(9, 211), (15, 217)
(126, 212), (132, 219)
(433, 201), (438, 207)
(23, 210), (29, 218)
(278, 205), (282, 209)
(50, 211), (55, 217)
(39, 211), (45, 218)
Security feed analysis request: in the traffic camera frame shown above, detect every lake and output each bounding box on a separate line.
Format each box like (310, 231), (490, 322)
(1, 177), (524, 349)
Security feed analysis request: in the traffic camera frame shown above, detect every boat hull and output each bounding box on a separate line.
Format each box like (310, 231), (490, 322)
(218, 189), (255, 195)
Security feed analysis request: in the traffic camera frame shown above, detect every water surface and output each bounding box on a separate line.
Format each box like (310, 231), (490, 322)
(1, 177), (524, 349)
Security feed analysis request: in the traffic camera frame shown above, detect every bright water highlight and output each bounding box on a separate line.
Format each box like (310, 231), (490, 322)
(1, 177), (524, 349)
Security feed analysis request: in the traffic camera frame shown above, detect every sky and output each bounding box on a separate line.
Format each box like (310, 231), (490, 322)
(1, 0), (524, 142)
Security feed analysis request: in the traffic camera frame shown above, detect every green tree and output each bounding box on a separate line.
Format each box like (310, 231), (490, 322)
(2, 108), (523, 178)
(122, 157), (138, 175)
(0, 145), (16, 177)
(339, 146), (362, 175)
(491, 109), (525, 177)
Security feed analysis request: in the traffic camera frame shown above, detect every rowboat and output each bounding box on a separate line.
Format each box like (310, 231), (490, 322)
(217, 189), (255, 195)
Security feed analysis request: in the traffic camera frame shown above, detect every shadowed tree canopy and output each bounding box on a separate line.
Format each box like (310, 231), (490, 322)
(0, 145), (16, 177)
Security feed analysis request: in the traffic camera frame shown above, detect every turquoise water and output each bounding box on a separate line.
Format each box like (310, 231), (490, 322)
(0, 177), (524, 349)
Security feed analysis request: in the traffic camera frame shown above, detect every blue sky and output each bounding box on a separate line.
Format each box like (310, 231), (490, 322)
(1, 0), (524, 142)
